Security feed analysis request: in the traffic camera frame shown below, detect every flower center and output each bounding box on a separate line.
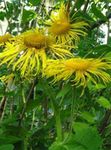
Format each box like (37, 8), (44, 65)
(65, 59), (91, 71)
(50, 21), (70, 35)
(0, 34), (12, 43)
(24, 33), (49, 49)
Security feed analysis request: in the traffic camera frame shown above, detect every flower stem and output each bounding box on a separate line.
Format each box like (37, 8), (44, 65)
(50, 98), (62, 141)
(70, 86), (77, 131)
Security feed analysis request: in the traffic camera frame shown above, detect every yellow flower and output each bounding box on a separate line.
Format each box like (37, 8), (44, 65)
(44, 58), (111, 87)
(0, 29), (72, 77)
(46, 4), (88, 45)
(0, 33), (12, 46)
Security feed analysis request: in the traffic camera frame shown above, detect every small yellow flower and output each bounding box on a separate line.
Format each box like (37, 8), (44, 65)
(46, 4), (88, 45)
(0, 29), (72, 77)
(0, 33), (12, 45)
(44, 58), (111, 87)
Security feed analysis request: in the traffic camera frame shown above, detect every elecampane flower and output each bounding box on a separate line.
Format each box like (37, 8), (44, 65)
(44, 58), (111, 87)
(0, 29), (72, 77)
(46, 4), (88, 45)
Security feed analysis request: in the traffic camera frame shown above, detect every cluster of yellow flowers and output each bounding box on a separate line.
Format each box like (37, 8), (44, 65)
(0, 4), (111, 87)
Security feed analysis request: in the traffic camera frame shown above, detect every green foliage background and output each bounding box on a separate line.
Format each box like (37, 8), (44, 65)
(0, 0), (111, 150)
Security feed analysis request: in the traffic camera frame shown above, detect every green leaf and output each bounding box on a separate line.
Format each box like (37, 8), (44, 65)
(6, 2), (13, 18)
(97, 96), (111, 109)
(88, 82), (106, 92)
(22, 9), (37, 23)
(56, 84), (71, 99)
(104, 52), (111, 60)
(71, 11), (94, 22)
(75, 0), (85, 9)
(91, 3), (107, 20)
(26, 99), (38, 112)
(49, 142), (66, 150)
(0, 144), (14, 150)
(0, 136), (21, 145)
(0, 12), (6, 21)
(49, 122), (102, 150)
(29, 0), (41, 6)
(95, 84), (106, 90)
(72, 122), (103, 150)
(90, 45), (111, 58)
(80, 111), (95, 123)
(65, 144), (86, 150)
(93, 45), (111, 51)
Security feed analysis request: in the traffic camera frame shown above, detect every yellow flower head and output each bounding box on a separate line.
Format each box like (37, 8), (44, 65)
(0, 33), (12, 46)
(0, 29), (72, 77)
(46, 4), (88, 45)
(44, 58), (111, 87)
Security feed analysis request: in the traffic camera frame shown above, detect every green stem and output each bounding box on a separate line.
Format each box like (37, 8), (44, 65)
(70, 86), (76, 132)
(50, 99), (62, 141)
(55, 109), (62, 141)
(43, 81), (63, 141)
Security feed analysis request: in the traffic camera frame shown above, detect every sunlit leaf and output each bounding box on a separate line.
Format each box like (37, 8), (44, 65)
(97, 96), (111, 109)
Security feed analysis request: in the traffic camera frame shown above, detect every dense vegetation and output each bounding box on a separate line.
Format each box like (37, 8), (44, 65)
(0, 0), (111, 150)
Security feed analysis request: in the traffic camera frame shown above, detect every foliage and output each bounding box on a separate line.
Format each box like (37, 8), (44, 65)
(0, 0), (111, 150)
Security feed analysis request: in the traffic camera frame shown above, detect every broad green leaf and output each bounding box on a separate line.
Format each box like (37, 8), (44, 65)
(0, 144), (14, 150)
(49, 142), (86, 150)
(72, 122), (103, 150)
(97, 96), (111, 109)
(65, 144), (86, 150)
(49, 142), (66, 150)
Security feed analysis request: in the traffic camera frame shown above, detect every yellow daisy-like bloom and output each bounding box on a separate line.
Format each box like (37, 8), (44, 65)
(0, 33), (12, 46)
(46, 4), (88, 45)
(44, 58), (111, 87)
(0, 29), (72, 77)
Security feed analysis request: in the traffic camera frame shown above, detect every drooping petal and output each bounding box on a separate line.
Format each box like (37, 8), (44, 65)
(44, 58), (111, 87)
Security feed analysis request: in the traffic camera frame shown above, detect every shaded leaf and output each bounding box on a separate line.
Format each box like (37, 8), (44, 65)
(91, 3), (107, 20)
(0, 12), (6, 20)
(29, 0), (41, 6)
(22, 9), (37, 23)
(80, 111), (95, 123)
(0, 136), (21, 145)
(0, 144), (14, 150)
(75, 0), (85, 9)
(56, 84), (71, 99)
